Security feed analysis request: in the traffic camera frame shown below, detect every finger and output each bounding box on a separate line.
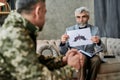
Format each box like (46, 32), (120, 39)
(66, 49), (78, 57)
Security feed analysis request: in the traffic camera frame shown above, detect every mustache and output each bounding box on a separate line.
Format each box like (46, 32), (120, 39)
(77, 23), (87, 27)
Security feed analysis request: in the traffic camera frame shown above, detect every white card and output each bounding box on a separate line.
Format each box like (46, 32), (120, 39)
(67, 28), (93, 47)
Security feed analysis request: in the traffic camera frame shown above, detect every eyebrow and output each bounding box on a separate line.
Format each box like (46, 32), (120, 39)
(76, 15), (88, 18)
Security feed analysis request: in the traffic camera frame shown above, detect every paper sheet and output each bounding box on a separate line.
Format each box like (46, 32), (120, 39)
(67, 28), (92, 47)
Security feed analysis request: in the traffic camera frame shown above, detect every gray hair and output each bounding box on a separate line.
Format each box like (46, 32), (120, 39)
(75, 7), (89, 16)
(16, 0), (45, 13)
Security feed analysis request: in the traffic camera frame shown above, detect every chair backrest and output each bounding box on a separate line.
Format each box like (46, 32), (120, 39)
(0, 0), (11, 25)
(0, 0), (11, 14)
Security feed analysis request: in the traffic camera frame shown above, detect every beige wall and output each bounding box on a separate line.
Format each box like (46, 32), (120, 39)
(37, 0), (94, 40)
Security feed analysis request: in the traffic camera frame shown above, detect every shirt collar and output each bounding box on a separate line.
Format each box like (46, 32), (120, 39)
(79, 25), (87, 29)
(25, 19), (39, 36)
(76, 24), (88, 29)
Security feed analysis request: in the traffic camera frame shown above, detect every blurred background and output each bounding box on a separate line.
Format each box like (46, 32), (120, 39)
(39, 0), (94, 40)
(0, 0), (120, 39)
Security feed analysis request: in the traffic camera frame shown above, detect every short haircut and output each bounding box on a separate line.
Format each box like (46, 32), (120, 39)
(75, 7), (89, 16)
(16, 0), (45, 13)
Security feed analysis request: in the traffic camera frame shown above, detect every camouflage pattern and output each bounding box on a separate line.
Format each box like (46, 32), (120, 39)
(0, 11), (74, 80)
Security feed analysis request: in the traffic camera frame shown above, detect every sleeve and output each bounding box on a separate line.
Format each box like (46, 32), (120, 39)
(59, 28), (70, 55)
(94, 27), (106, 52)
(59, 42), (69, 55)
(95, 40), (106, 52)
(38, 55), (66, 71)
(0, 26), (44, 79)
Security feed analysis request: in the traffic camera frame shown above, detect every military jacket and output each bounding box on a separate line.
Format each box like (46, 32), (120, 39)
(0, 11), (73, 80)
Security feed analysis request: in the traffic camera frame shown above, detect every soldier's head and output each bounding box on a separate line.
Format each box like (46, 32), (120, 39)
(16, 0), (46, 31)
(74, 7), (89, 27)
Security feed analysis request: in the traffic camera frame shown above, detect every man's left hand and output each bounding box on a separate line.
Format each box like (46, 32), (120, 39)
(91, 36), (100, 44)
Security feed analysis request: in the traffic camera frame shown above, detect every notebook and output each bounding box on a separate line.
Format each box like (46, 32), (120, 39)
(79, 49), (103, 57)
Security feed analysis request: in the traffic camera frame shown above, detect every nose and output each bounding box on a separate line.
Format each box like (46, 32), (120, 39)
(79, 17), (84, 22)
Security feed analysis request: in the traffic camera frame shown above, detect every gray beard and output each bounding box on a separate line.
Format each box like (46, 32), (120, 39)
(77, 23), (87, 28)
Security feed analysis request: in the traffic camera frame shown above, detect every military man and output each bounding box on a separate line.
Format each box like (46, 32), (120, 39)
(0, 0), (75, 80)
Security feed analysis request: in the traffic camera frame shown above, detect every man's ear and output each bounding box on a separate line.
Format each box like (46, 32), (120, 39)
(34, 5), (41, 18)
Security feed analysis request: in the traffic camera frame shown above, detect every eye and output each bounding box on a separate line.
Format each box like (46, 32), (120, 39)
(76, 16), (81, 18)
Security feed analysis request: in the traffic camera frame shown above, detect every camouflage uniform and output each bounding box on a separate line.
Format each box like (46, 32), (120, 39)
(0, 11), (74, 80)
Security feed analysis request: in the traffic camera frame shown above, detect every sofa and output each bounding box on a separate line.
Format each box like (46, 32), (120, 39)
(36, 37), (120, 80)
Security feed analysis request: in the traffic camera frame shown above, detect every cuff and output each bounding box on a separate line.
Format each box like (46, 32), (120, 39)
(97, 39), (101, 46)
(60, 42), (66, 46)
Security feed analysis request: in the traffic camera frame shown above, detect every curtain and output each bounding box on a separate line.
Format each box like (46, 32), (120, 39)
(94, 0), (120, 38)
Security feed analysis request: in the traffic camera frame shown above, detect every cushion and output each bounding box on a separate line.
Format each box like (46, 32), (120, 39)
(99, 62), (120, 74)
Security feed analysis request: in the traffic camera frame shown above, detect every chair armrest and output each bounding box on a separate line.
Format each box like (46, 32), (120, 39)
(37, 44), (59, 57)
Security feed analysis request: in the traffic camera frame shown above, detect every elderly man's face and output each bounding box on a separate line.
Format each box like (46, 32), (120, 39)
(75, 12), (89, 27)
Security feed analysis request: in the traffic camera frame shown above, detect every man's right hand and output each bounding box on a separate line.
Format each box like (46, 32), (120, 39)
(65, 49), (85, 70)
(61, 34), (69, 44)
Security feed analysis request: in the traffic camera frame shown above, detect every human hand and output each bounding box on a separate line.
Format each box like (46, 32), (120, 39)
(91, 36), (100, 44)
(65, 49), (84, 70)
(61, 34), (69, 44)
(62, 49), (78, 63)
